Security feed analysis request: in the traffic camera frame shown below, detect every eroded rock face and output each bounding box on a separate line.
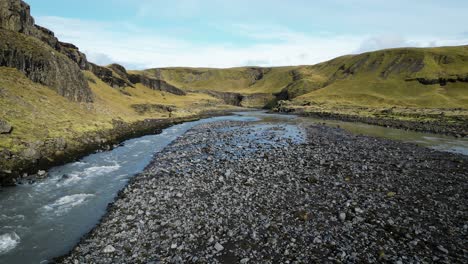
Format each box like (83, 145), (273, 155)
(0, 0), (35, 34)
(128, 74), (187, 95)
(88, 63), (133, 88)
(406, 75), (468, 86)
(0, 0), (93, 102)
(203, 91), (244, 106)
(0, 29), (94, 102)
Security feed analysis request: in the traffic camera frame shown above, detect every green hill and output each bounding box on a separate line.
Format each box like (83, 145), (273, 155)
(291, 45), (468, 108)
(141, 46), (468, 110)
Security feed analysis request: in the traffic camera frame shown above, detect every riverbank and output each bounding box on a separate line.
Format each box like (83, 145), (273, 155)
(274, 106), (468, 138)
(60, 119), (468, 263)
(0, 109), (241, 186)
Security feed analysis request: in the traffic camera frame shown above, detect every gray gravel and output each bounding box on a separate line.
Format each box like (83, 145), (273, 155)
(59, 120), (468, 263)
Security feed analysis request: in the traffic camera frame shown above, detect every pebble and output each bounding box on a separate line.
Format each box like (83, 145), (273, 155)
(214, 243), (224, 252)
(339, 212), (346, 221)
(103, 245), (115, 253)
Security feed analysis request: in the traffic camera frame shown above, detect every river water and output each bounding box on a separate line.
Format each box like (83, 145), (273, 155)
(0, 111), (467, 263)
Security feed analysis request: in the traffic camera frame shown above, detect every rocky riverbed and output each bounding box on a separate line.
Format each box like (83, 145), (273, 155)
(59, 120), (468, 263)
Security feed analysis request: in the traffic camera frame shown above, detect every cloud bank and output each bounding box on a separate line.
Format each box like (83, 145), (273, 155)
(34, 0), (468, 70)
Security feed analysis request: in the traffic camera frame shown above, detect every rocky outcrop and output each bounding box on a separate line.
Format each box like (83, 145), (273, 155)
(0, 0), (93, 102)
(202, 91), (244, 106)
(0, 29), (94, 102)
(128, 73), (186, 95)
(0, 119), (12, 134)
(0, 0), (90, 70)
(108, 63), (128, 79)
(241, 93), (276, 108)
(406, 75), (468, 86)
(88, 63), (133, 88)
(246, 67), (270, 85)
(0, 0), (35, 34)
(58, 41), (88, 70)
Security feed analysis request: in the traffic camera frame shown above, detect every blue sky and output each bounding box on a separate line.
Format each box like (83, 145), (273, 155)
(27, 0), (468, 69)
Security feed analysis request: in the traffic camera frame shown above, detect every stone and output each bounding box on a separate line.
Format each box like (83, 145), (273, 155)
(437, 245), (449, 254)
(214, 242), (224, 252)
(339, 212), (346, 221)
(103, 245), (116, 253)
(307, 176), (318, 184)
(0, 120), (12, 134)
(354, 207), (364, 214)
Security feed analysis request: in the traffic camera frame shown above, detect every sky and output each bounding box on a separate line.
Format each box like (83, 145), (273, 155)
(27, 0), (468, 69)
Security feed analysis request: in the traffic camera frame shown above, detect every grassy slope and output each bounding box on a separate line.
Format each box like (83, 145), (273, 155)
(0, 67), (227, 154)
(141, 67), (296, 94)
(141, 46), (468, 112)
(293, 46), (468, 109)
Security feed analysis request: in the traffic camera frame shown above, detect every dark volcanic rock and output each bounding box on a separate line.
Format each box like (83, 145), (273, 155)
(88, 63), (132, 89)
(0, 29), (93, 102)
(128, 73), (186, 95)
(0, 0), (35, 34)
(0, 119), (12, 134)
(406, 75), (468, 86)
(0, 0), (90, 70)
(108, 63), (128, 79)
(203, 90), (244, 106)
(58, 41), (89, 70)
(0, 0), (93, 102)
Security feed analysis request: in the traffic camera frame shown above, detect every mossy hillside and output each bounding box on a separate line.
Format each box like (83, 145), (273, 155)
(85, 71), (225, 121)
(0, 67), (228, 156)
(141, 66), (297, 94)
(288, 46), (468, 110)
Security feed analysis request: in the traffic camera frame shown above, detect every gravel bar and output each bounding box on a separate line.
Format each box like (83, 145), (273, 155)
(59, 120), (468, 263)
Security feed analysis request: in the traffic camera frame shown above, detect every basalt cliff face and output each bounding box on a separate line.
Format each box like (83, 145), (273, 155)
(0, 0), (93, 102)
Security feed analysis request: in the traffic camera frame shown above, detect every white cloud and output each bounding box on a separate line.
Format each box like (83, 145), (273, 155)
(36, 16), (468, 70)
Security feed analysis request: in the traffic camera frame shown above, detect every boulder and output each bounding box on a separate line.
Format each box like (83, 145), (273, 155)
(0, 120), (12, 134)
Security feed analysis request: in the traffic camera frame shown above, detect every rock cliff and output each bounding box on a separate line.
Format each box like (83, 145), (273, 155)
(128, 73), (186, 95)
(0, 0), (93, 102)
(0, 28), (93, 102)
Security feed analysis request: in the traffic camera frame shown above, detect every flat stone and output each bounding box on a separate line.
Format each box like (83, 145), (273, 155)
(214, 242), (224, 252)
